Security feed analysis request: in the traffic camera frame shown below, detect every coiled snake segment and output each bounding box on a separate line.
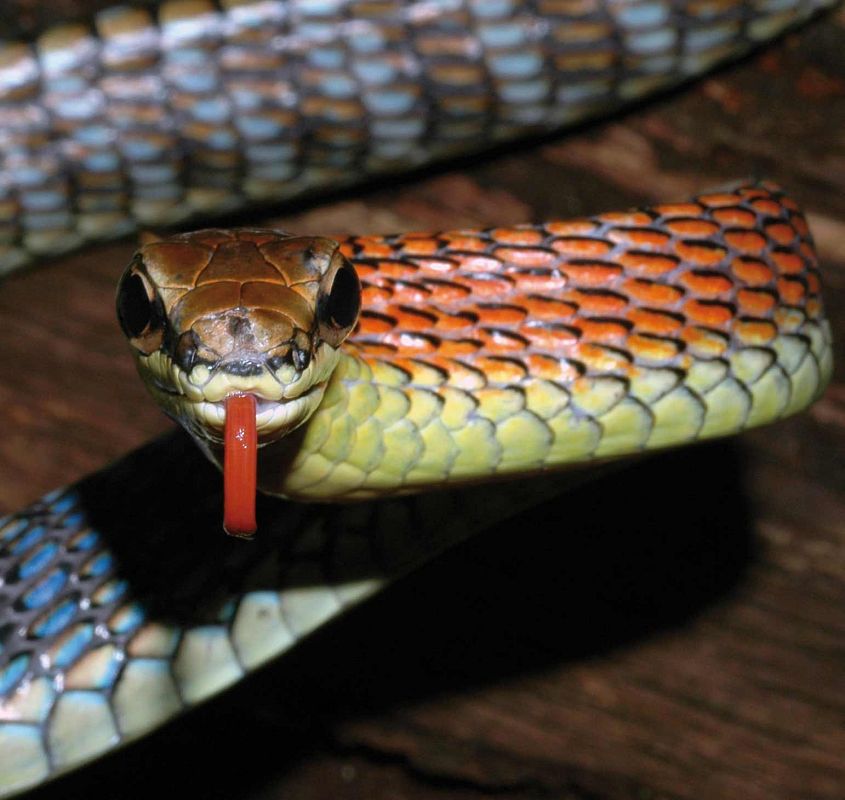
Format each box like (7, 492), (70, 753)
(0, 182), (833, 796)
(0, 0), (836, 273)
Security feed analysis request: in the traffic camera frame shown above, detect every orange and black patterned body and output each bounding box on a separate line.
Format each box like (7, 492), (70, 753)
(239, 183), (831, 498)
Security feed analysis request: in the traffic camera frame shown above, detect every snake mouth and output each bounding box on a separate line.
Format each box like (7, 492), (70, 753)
(148, 379), (327, 445)
(138, 341), (341, 446)
(192, 384), (326, 438)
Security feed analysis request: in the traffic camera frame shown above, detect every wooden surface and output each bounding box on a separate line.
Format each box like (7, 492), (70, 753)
(2, 8), (844, 800)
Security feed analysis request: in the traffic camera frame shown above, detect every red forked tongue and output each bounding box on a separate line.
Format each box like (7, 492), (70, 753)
(223, 393), (258, 538)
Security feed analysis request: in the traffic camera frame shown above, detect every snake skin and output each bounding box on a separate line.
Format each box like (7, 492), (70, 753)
(0, 0), (837, 796)
(0, 183), (833, 796)
(0, 434), (590, 796)
(257, 183), (833, 498)
(0, 0), (836, 273)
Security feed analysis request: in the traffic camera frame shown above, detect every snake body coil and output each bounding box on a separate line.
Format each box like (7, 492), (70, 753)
(0, 1), (836, 796)
(0, 0), (835, 272)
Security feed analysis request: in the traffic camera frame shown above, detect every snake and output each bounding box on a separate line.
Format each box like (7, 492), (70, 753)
(0, 0), (836, 795)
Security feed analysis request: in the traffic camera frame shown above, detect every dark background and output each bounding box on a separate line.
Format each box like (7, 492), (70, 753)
(1, 5), (844, 800)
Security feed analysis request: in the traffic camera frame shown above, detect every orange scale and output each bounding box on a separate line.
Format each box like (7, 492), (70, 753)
(400, 239), (440, 259)
(407, 257), (457, 273)
(474, 356), (529, 383)
(376, 260), (418, 279)
(678, 270), (734, 297)
(563, 289), (627, 314)
(627, 334), (682, 361)
(731, 257), (774, 286)
(353, 261), (378, 278)
(674, 240), (728, 266)
(522, 296), (578, 320)
(355, 241), (395, 259)
(622, 278), (684, 307)
(338, 241), (356, 259)
(617, 251), (678, 278)
(456, 275), (515, 298)
(724, 229), (767, 254)
(523, 353), (561, 379)
(563, 261), (625, 286)
(764, 222), (796, 246)
(389, 283), (431, 304)
(780, 196), (800, 212)
(749, 198), (783, 216)
(712, 206), (757, 227)
(492, 246), (558, 268)
(653, 202), (705, 218)
(791, 215), (810, 237)
(777, 277), (806, 305)
(425, 281), (472, 304)
(361, 285), (393, 305)
(684, 299), (734, 327)
(434, 311), (476, 332)
(665, 218), (720, 237)
(627, 308), (683, 335)
(698, 192), (744, 208)
(456, 254), (503, 272)
(528, 353), (581, 382)
(383, 330), (439, 353)
(682, 326), (729, 357)
(739, 186), (769, 199)
(575, 342), (633, 372)
(799, 241), (817, 264)
(736, 288), (776, 316)
(545, 219), (599, 236)
(442, 233), (488, 252)
(550, 236), (614, 257)
(491, 227), (545, 246)
(806, 298), (822, 319)
(520, 324), (580, 351)
(477, 328), (529, 352)
(770, 249), (804, 275)
(510, 271), (568, 293)
(805, 272), (821, 295)
(598, 211), (654, 226)
(472, 304), (528, 327)
(357, 312), (396, 335)
(734, 319), (778, 344)
(607, 227), (670, 249)
(389, 308), (438, 333)
(578, 318), (630, 343)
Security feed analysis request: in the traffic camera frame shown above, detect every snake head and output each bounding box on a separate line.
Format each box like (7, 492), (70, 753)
(116, 229), (361, 447)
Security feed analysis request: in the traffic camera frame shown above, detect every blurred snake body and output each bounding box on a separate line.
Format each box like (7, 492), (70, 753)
(0, 1), (835, 796)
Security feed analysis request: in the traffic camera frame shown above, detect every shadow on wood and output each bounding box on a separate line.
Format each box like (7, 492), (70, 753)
(29, 439), (755, 800)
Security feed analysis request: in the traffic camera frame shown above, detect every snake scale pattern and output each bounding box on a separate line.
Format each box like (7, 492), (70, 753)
(0, 0), (836, 796)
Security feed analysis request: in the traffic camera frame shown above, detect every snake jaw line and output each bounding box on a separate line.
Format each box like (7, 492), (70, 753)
(137, 343), (341, 450)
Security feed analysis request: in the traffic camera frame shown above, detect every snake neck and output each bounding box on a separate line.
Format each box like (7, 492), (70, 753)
(205, 309), (833, 503)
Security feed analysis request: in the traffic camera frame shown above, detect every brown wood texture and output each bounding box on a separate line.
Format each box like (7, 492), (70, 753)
(2, 9), (844, 800)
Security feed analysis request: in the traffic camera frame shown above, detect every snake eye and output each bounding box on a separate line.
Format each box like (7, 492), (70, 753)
(116, 265), (165, 352)
(317, 256), (361, 347)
